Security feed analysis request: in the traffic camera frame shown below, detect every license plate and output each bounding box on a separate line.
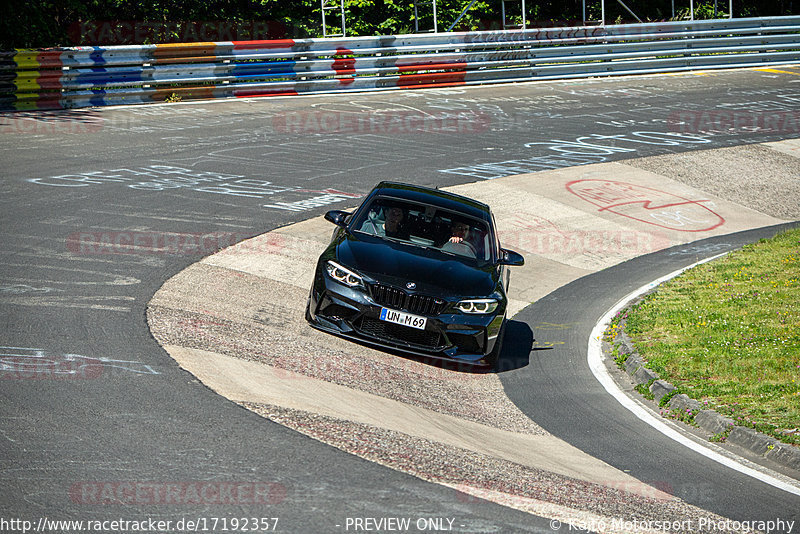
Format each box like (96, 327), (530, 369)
(379, 307), (427, 330)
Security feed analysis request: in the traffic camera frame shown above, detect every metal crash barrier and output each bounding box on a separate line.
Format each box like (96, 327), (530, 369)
(2, 16), (800, 111)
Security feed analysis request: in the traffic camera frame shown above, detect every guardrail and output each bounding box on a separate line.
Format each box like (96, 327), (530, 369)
(2, 16), (800, 111)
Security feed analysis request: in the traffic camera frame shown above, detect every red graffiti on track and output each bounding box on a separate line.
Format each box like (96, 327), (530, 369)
(566, 180), (725, 232)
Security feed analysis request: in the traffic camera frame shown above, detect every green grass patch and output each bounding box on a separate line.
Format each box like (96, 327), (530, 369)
(635, 379), (656, 400)
(606, 308), (630, 369)
(624, 228), (800, 447)
(661, 405), (697, 426)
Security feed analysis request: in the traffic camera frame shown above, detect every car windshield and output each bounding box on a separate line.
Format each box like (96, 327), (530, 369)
(351, 197), (494, 265)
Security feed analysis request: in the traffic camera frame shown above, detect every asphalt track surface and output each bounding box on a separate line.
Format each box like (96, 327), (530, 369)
(1, 67), (800, 532)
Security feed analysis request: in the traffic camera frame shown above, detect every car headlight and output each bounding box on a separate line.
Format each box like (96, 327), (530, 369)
(325, 261), (364, 288)
(455, 299), (498, 314)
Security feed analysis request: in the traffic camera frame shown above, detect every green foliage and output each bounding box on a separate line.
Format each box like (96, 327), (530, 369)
(661, 405), (697, 425)
(2, 0), (797, 49)
(635, 379), (656, 400)
(658, 389), (679, 407)
(677, 4), (727, 20)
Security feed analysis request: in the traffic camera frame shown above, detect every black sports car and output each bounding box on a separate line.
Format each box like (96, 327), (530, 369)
(305, 181), (524, 367)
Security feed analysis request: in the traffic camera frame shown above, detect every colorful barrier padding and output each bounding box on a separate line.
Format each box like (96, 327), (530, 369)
(2, 17), (799, 110)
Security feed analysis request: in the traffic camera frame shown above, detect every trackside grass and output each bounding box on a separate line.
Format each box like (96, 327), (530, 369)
(620, 228), (800, 446)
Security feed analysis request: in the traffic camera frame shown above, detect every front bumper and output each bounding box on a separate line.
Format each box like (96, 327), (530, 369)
(306, 275), (504, 365)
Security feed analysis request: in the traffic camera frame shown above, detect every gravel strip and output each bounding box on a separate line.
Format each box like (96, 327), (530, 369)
(243, 402), (745, 533)
(148, 299), (544, 435)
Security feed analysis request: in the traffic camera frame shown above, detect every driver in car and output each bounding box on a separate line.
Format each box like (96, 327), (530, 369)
(448, 220), (471, 244)
(442, 219), (479, 258)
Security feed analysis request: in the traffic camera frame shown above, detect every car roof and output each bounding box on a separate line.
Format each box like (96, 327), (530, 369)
(368, 181), (492, 221)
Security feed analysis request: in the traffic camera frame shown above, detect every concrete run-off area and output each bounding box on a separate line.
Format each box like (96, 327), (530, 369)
(147, 139), (800, 531)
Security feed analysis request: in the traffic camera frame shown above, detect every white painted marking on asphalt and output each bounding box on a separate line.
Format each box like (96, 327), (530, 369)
(588, 252), (800, 498)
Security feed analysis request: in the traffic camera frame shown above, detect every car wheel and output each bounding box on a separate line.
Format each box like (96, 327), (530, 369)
(484, 320), (506, 369)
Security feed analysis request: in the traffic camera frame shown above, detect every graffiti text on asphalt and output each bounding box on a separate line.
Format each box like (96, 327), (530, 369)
(27, 166), (364, 209)
(439, 131), (710, 179)
(28, 166), (296, 198)
(263, 189), (363, 211)
(0, 347), (160, 379)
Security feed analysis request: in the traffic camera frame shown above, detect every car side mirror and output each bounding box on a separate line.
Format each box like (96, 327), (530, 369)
(499, 248), (524, 266)
(324, 210), (350, 227)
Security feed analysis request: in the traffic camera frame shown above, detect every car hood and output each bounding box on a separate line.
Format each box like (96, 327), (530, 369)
(336, 234), (496, 296)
